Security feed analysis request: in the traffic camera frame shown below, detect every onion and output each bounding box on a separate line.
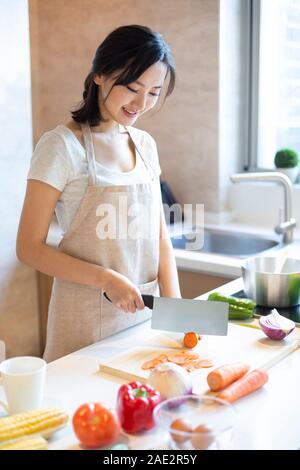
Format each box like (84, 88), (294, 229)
(148, 362), (193, 401)
(259, 309), (295, 340)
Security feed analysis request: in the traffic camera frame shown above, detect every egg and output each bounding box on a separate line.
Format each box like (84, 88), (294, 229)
(170, 418), (193, 444)
(191, 424), (215, 450)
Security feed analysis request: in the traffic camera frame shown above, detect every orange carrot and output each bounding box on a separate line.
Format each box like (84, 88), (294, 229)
(182, 353), (200, 362)
(183, 332), (200, 349)
(217, 368), (268, 403)
(167, 355), (187, 365)
(207, 362), (251, 392)
(156, 354), (168, 363)
(141, 359), (160, 370)
(194, 359), (214, 369)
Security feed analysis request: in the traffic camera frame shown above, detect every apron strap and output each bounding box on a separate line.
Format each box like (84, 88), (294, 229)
(80, 123), (97, 185)
(125, 126), (156, 181)
(81, 122), (156, 185)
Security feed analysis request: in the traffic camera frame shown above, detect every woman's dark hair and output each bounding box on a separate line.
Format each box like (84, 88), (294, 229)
(71, 25), (175, 126)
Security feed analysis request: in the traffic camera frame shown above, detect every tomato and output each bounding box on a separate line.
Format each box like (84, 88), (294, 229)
(72, 402), (120, 449)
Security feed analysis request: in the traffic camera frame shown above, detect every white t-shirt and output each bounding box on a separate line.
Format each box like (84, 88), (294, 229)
(27, 124), (161, 234)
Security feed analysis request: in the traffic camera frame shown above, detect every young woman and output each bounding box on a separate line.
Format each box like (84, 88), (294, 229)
(17, 25), (181, 362)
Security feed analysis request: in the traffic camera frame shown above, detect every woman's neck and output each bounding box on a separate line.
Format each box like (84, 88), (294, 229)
(91, 122), (120, 136)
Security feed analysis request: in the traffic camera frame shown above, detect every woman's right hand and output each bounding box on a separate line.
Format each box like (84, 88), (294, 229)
(103, 269), (145, 313)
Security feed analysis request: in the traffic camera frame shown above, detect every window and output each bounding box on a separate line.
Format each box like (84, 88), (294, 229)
(249, 0), (300, 170)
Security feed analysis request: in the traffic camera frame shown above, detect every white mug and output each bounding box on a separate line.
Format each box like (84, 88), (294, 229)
(0, 356), (46, 415)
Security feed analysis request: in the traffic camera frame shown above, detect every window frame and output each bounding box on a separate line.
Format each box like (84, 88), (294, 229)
(243, 0), (263, 171)
(246, 0), (300, 173)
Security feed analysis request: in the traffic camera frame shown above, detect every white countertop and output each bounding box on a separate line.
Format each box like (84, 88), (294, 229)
(3, 277), (299, 451)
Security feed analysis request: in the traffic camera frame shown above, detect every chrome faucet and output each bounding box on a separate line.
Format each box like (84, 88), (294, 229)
(230, 172), (297, 244)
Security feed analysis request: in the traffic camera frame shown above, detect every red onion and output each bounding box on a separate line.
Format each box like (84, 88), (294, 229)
(259, 309), (295, 340)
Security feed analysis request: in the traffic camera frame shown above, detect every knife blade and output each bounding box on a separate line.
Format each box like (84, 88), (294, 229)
(103, 293), (228, 336)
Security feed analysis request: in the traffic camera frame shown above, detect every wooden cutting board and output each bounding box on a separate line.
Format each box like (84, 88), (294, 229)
(99, 346), (183, 382)
(99, 324), (299, 392)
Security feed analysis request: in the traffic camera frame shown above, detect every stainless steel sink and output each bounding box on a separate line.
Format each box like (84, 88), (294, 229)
(169, 226), (283, 258)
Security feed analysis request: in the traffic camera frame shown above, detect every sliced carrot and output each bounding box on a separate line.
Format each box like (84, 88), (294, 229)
(182, 353), (200, 362)
(141, 358), (160, 370)
(183, 332), (199, 349)
(141, 362), (154, 370)
(167, 352), (189, 361)
(156, 354), (168, 363)
(167, 354), (187, 364)
(143, 352), (178, 369)
(141, 351), (213, 374)
(207, 362), (251, 392)
(193, 359), (215, 369)
(217, 368), (268, 403)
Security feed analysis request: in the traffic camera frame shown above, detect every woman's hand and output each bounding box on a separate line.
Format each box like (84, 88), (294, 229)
(103, 269), (145, 313)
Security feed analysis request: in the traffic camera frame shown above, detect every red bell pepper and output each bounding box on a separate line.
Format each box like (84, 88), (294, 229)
(116, 381), (161, 434)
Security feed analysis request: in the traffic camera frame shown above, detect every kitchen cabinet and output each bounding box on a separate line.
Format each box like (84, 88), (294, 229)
(178, 269), (231, 299)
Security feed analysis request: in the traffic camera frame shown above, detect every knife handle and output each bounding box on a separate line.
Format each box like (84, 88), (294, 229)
(141, 295), (154, 310)
(103, 292), (154, 310)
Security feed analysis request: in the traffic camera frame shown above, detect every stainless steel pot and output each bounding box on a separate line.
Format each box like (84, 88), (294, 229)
(241, 257), (300, 307)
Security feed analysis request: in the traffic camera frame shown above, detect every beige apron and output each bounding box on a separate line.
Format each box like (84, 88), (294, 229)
(43, 123), (161, 362)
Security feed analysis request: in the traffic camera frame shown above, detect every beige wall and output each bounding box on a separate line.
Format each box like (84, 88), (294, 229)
(29, 0), (220, 211)
(0, 0), (40, 359)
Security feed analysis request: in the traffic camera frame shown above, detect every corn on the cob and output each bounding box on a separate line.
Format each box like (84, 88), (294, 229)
(0, 407), (68, 442)
(0, 435), (48, 450)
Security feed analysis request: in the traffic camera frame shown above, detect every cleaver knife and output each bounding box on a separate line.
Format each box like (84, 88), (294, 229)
(103, 293), (228, 336)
